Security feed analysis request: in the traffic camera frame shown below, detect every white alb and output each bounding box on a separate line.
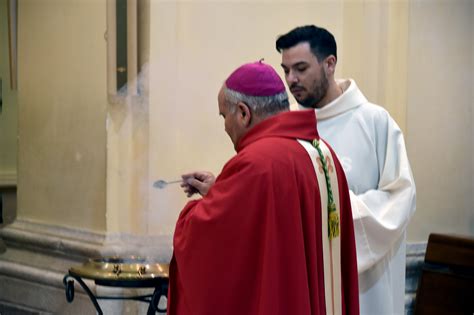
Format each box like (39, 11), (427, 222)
(299, 79), (416, 315)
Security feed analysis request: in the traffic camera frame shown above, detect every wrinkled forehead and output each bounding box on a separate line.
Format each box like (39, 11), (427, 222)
(218, 85), (226, 103)
(217, 86), (228, 111)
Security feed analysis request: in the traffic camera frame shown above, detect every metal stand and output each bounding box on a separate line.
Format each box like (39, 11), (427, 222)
(63, 272), (168, 314)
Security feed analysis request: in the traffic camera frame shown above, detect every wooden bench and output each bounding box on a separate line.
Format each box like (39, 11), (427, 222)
(414, 233), (474, 315)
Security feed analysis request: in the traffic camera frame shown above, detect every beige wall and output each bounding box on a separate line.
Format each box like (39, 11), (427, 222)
(147, 0), (474, 242)
(340, 1), (409, 131)
(17, 0), (107, 231)
(0, 0), (18, 186)
(9, 0), (473, 244)
(148, 1), (345, 234)
(406, 0), (474, 241)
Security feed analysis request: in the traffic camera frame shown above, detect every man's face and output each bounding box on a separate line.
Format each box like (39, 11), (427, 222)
(281, 42), (329, 108)
(218, 87), (245, 150)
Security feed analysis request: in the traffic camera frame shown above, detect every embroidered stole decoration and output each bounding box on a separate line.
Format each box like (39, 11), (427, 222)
(298, 138), (342, 315)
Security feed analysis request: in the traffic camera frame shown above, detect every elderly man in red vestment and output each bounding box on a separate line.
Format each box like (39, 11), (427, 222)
(167, 61), (359, 315)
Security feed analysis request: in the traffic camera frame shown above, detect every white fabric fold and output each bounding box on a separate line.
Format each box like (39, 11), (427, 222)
(297, 139), (342, 315)
(296, 79), (416, 315)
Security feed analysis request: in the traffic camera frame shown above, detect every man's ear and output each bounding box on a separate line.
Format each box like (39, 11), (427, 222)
(237, 102), (252, 127)
(324, 55), (337, 76)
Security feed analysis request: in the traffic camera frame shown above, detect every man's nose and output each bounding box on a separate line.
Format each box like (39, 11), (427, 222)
(286, 70), (298, 84)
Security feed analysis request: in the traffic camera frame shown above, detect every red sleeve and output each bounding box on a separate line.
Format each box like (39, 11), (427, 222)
(167, 153), (273, 315)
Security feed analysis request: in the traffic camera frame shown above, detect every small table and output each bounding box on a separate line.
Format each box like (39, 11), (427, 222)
(63, 257), (169, 315)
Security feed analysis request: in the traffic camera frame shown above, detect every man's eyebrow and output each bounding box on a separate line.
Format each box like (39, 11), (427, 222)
(281, 61), (308, 69)
(292, 61), (309, 67)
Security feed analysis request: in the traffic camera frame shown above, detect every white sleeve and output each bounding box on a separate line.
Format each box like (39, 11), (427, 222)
(350, 117), (416, 273)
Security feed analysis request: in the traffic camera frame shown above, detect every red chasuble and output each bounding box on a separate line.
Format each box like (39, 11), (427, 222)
(168, 110), (359, 315)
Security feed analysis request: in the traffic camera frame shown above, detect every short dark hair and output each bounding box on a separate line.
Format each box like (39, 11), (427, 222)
(276, 25), (337, 62)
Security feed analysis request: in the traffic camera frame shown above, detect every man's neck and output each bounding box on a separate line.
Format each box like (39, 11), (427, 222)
(314, 80), (342, 109)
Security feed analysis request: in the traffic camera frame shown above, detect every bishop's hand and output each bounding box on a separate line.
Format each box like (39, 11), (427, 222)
(181, 171), (216, 197)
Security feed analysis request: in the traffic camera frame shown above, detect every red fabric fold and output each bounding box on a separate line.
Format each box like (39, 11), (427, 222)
(168, 110), (359, 315)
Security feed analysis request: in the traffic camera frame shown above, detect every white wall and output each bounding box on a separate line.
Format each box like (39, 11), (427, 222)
(406, 0), (474, 241)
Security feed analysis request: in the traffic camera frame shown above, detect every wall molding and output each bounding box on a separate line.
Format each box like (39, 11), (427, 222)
(0, 171), (17, 187)
(0, 218), (105, 260)
(0, 218), (172, 313)
(0, 218), (173, 261)
(0, 219), (427, 313)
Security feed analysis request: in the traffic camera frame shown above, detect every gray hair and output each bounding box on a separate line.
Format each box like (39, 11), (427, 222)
(224, 87), (289, 117)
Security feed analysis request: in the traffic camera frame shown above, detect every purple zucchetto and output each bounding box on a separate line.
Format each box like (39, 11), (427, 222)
(225, 60), (286, 97)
